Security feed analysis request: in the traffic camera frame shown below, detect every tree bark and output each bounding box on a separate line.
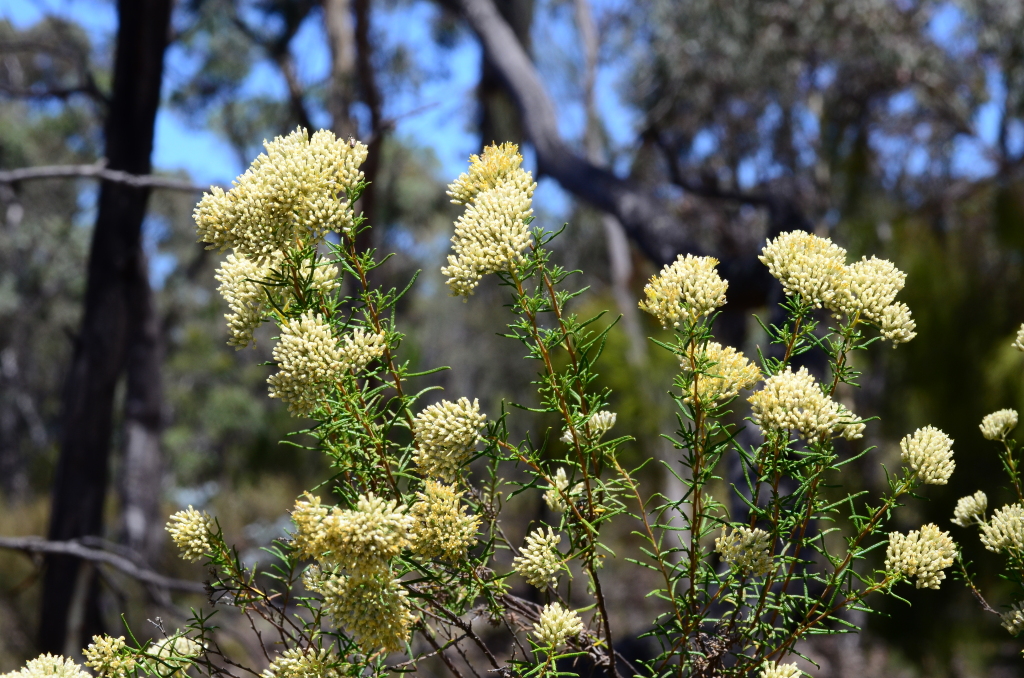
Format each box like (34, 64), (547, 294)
(39, 0), (173, 654)
(324, 0), (358, 139)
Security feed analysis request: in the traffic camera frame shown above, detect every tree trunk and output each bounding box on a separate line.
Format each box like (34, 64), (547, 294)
(39, 0), (173, 654)
(324, 0), (357, 139)
(478, 0), (533, 147)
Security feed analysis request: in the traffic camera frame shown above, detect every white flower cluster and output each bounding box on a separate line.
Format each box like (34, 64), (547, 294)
(951, 490), (988, 527)
(560, 410), (617, 445)
(544, 468), (582, 513)
(144, 635), (202, 678)
(165, 506), (213, 563)
(410, 480), (481, 561)
(715, 526), (773, 577)
(980, 503), (1024, 553)
(267, 312), (344, 416)
(1001, 602), (1024, 636)
(1, 655), (91, 678)
(638, 254), (728, 328)
(513, 527), (563, 588)
(442, 143), (537, 296)
(748, 366), (862, 443)
(215, 253), (340, 348)
(980, 409), (1018, 441)
(262, 648), (348, 678)
(195, 128), (367, 259)
(885, 524), (956, 589)
(319, 572), (417, 654)
(1014, 323), (1024, 352)
(760, 661), (802, 678)
(681, 341), (761, 406)
(84, 636), (134, 678)
(760, 231), (916, 344)
(339, 326), (387, 372)
(899, 426), (955, 485)
(532, 602), (584, 650)
(412, 397), (487, 482)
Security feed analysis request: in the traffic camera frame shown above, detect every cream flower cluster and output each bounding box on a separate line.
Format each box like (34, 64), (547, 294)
(1, 655), (91, 678)
(144, 635), (202, 678)
(715, 526), (773, 577)
(533, 602), (584, 650)
(410, 480), (481, 561)
(267, 312), (345, 416)
(262, 648), (348, 678)
(748, 366), (861, 443)
(1014, 323), (1024, 352)
(899, 426), (955, 485)
(638, 254), (728, 328)
(980, 503), (1024, 553)
(215, 253), (340, 348)
(681, 341), (761, 406)
(319, 572), (417, 654)
(560, 410), (617, 444)
(195, 128), (367, 259)
(544, 468), (581, 513)
(412, 397), (487, 482)
(442, 144), (537, 296)
(760, 231), (916, 344)
(980, 409), (1018, 441)
(166, 506), (213, 563)
(513, 527), (563, 588)
(760, 661), (802, 678)
(951, 490), (988, 527)
(85, 636), (135, 678)
(885, 524), (956, 589)
(339, 327), (387, 372)
(1001, 602), (1024, 636)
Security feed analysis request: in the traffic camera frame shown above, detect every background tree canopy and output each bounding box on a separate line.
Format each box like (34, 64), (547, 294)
(0, 0), (1022, 675)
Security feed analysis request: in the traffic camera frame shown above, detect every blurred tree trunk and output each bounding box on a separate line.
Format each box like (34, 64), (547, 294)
(39, 0), (173, 654)
(325, 0), (357, 139)
(478, 0), (533, 146)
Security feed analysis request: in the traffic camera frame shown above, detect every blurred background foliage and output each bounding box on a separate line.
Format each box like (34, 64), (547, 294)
(0, 0), (1023, 675)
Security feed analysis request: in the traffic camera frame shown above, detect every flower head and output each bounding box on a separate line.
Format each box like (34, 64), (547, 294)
(513, 527), (563, 588)
(715, 526), (773, 577)
(195, 128), (367, 259)
(544, 468), (581, 513)
(166, 506), (213, 563)
(321, 494), (414, 576)
(291, 494), (331, 560)
(900, 426), (955, 485)
(412, 398), (487, 482)
(338, 327), (387, 372)
(981, 503), (1024, 553)
(560, 410), (617, 445)
(760, 231), (846, 308)
(447, 142), (535, 205)
(980, 409), (1018, 441)
(145, 635), (202, 678)
(267, 312), (344, 416)
(85, 636), (135, 678)
(879, 302), (917, 345)
(532, 603), (584, 650)
(410, 481), (480, 561)
(262, 648), (349, 678)
(885, 523), (956, 589)
(760, 661), (802, 678)
(638, 254), (728, 327)
(1001, 601), (1024, 636)
(320, 572), (416, 654)
(828, 256), (905, 320)
(1014, 323), (1024, 352)
(748, 366), (854, 444)
(681, 342), (760, 406)
(2, 655), (91, 678)
(951, 490), (988, 527)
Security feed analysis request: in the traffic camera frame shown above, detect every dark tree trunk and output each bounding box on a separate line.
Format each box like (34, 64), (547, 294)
(477, 0), (533, 147)
(39, 0), (173, 653)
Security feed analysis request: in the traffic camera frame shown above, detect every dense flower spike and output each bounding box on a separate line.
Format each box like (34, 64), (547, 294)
(715, 526), (773, 577)
(760, 661), (802, 678)
(885, 524), (956, 589)
(544, 468), (581, 513)
(681, 341), (760, 406)
(980, 503), (1024, 553)
(878, 301), (917, 345)
(267, 312), (344, 416)
(412, 397), (487, 482)
(900, 426), (955, 485)
(442, 144), (537, 296)
(748, 366), (855, 443)
(560, 410), (617, 444)
(828, 256), (906, 321)
(1015, 323), (1024, 352)
(1, 655), (91, 678)
(84, 636), (135, 678)
(533, 602), (585, 650)
(166, 506), (213, 563)
(338, 327), (387, 372)
(144, 636), (202, 678)
(321, 494), (414, 576)
(760, 231), (847, 307)
(1001, 601), (1024, 636)
(836, 403), (866, 441)
(513, 527), (563, 588)
(951, 491), (988, 527)
(261, 648), (348, 678)
(411, 480), (481, 561)
(980, 409), (1018, 441)
(638, 254), (728, 327)
(320, 572), (416, 654)
(195, 128), (367, 258)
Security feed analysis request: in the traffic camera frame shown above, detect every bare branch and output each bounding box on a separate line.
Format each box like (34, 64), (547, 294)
(0, 535), (206, 594)
(0, 162), (211, 192)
